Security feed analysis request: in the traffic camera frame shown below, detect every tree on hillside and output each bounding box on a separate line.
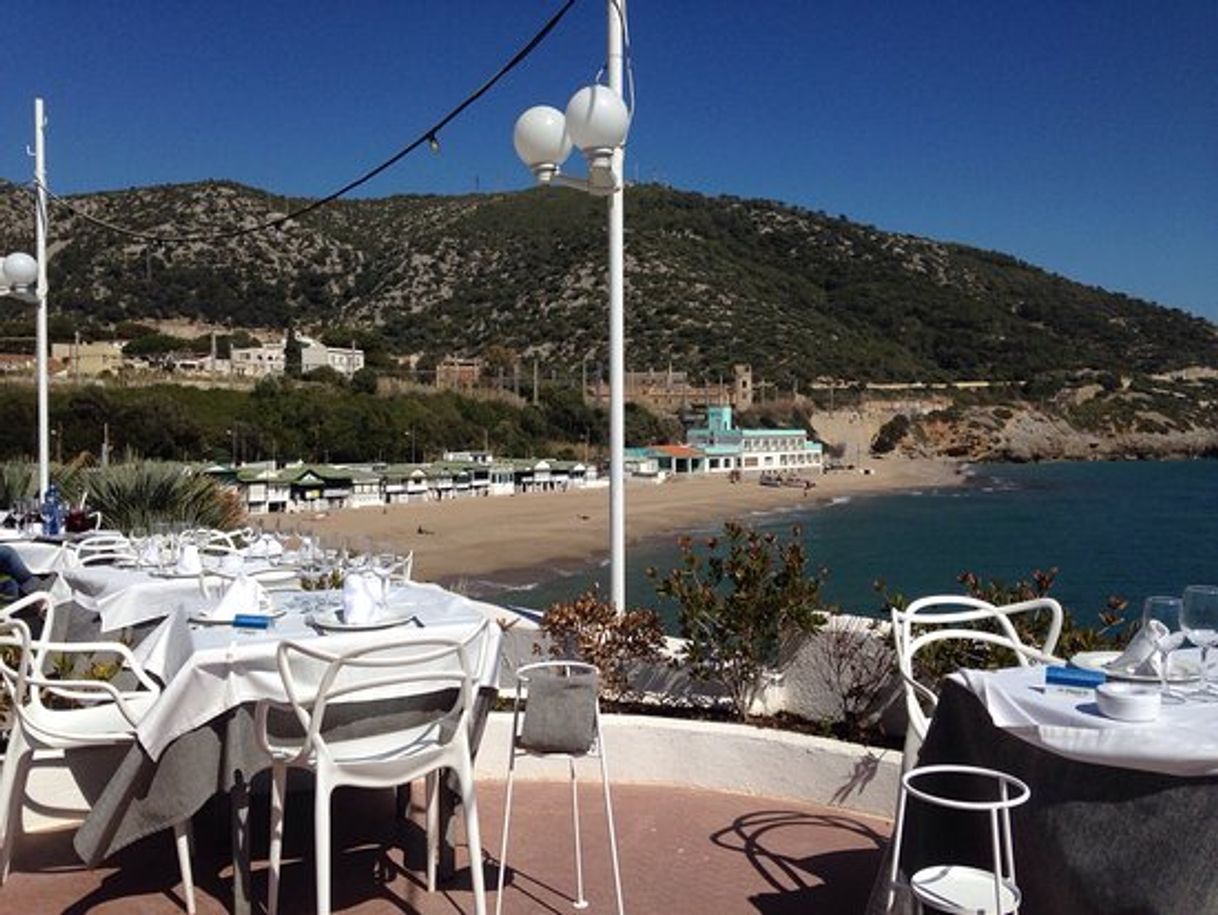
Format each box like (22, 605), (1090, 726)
(283, 326), (302, 378)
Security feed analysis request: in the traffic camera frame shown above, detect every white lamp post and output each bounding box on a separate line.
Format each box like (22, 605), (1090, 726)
(514, 2), (629, 610)
(1, 247), (49, 496)
(3, 100), (51, 500)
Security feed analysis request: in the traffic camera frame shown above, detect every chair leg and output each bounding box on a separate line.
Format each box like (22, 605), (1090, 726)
(495, 753), (518, 915)
(887, 784), (910, 913)
(173, 820), (197, 914)
(570, 757), (587, 909)
(267, 764), (286, 915)
(598, 750), (624, 915)
(314, 777), (332, 915)
(425, 770), (440, 893)
(458, 764), (487, 915)
(0, 729), (32, 885)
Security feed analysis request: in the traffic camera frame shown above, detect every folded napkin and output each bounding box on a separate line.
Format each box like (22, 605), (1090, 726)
(204, 575), (270, 622)
(176, 543), (203, 575)
(1108, 620), (1187, 676)
(342, 573), (379, 625)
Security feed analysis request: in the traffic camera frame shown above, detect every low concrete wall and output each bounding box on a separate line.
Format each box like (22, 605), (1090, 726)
(19, 712), (899, 836)
(475, 711), (899, 820)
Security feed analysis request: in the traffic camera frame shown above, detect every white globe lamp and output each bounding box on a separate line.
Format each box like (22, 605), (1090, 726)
(2, 252), (37, 289)
(513, 105), (573, 183)
(564, 84), (630, 175)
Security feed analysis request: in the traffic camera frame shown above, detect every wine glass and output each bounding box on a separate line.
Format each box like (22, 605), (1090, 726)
(1142, 596), (1185, 701)
(369, 544), (398, 612)
(1181, 585), (1218, 696)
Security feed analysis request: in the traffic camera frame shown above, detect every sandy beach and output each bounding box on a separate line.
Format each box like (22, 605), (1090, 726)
(296, 457), (963, 589)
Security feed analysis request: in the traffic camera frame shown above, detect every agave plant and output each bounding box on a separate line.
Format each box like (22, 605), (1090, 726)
(0, 464), (35, 508)
(81, 462), (244, 533)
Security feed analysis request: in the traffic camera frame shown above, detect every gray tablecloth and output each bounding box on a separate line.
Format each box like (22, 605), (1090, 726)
(865, 680), (1218, 914)
(74, 688), (494, 913)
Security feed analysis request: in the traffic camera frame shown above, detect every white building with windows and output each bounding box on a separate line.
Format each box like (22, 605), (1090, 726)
(230, 343), (286, 378)
(651, 404), (823, 476)
(230, 336), (364, 379)
(302, 340), (365, 377)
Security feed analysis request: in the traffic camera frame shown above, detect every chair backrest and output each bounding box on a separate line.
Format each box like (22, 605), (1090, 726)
(893, 597), (1063, 741)
(275, 626), (484, 763)
(0, 616), (34, 712)
(514, 661), (601, 756)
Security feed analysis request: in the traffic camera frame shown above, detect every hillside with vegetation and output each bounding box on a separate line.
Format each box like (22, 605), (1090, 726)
(1, 179), (1214, 386)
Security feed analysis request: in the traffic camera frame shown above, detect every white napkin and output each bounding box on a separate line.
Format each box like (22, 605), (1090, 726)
(176, 543), (203, 575)
(342, 573), (379, 625)
(204, 575), (270, 622)
(1108, 620), (1188, 676)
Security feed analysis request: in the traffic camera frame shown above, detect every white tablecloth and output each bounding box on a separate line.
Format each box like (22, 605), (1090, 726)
(7, 539), (74, 575)
(953, 658), (1218, 777)
(133, 580), (504, 760)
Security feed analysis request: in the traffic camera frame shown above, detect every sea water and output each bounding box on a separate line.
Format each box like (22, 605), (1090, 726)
(484, 460), (1218, 630)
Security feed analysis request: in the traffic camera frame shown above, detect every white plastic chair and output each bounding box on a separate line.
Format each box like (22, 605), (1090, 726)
(891, 596), (1063, 770)
(67, 533), (137, 568)
(887, 763), (1031, 914)
(256, 627), (489, 915)
(0, 595), (197, 911)
(495, 661), (623, 915)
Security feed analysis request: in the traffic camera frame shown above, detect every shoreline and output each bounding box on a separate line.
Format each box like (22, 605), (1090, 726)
(297, 457), (964, 595)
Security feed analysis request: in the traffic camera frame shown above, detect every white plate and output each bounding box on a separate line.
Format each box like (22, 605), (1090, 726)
(189, 606), (287, 625)
(307, 611), (419, 632)
(1071, 650), (1200, 683)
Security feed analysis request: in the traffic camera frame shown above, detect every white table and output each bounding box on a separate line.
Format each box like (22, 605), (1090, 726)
(133, 581), (503, 759)
(74, 579), (507, 914)
(952, 655), (1218, 776)
(62, 563), (295, 632)
(867, 661), (1218, 915)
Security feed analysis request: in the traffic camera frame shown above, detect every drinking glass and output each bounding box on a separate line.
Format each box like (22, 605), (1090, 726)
(1181, 585), (1218, 695)
(1142, 596), (1185, 701)
(370, 545), (398, 611)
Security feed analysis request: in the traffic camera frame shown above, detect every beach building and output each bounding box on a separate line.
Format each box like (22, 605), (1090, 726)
(381, 465), (431, 504)
(638, 404), (824, 476)
(211, 451), (594, 513)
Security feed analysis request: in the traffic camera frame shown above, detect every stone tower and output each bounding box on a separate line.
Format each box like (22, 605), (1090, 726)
(733, 364), (754, 409)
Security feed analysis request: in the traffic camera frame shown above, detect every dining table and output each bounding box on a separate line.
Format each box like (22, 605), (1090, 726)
(865, 656), (1218, 914)
(41, 571), (505, 914)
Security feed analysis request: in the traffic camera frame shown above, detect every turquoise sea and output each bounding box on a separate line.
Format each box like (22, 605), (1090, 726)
(481, 460), (1218, 628)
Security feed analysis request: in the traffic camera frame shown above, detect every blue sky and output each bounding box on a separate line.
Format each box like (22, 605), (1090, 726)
(3, 1), (1215, 319)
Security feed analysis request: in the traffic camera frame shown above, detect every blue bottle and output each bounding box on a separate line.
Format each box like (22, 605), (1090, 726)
(41, 484), (64, 537)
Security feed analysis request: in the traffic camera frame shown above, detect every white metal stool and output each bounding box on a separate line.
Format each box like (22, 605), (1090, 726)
(495, 661), (624, 915)
(887, 763), (1030, 914)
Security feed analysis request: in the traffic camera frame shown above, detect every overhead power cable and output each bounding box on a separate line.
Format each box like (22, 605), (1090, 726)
(34, 0), (578, 245)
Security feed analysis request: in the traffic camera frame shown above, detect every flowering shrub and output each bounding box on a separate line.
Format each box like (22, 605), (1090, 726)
(537, 589), (666, 701)
(651, 522), (828, 721)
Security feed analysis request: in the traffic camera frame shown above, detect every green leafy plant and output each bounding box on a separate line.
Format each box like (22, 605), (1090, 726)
(652, 522), (828, 720)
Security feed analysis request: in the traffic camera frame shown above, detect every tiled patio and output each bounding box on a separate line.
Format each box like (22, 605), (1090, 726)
(1, 780), (890, 913)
